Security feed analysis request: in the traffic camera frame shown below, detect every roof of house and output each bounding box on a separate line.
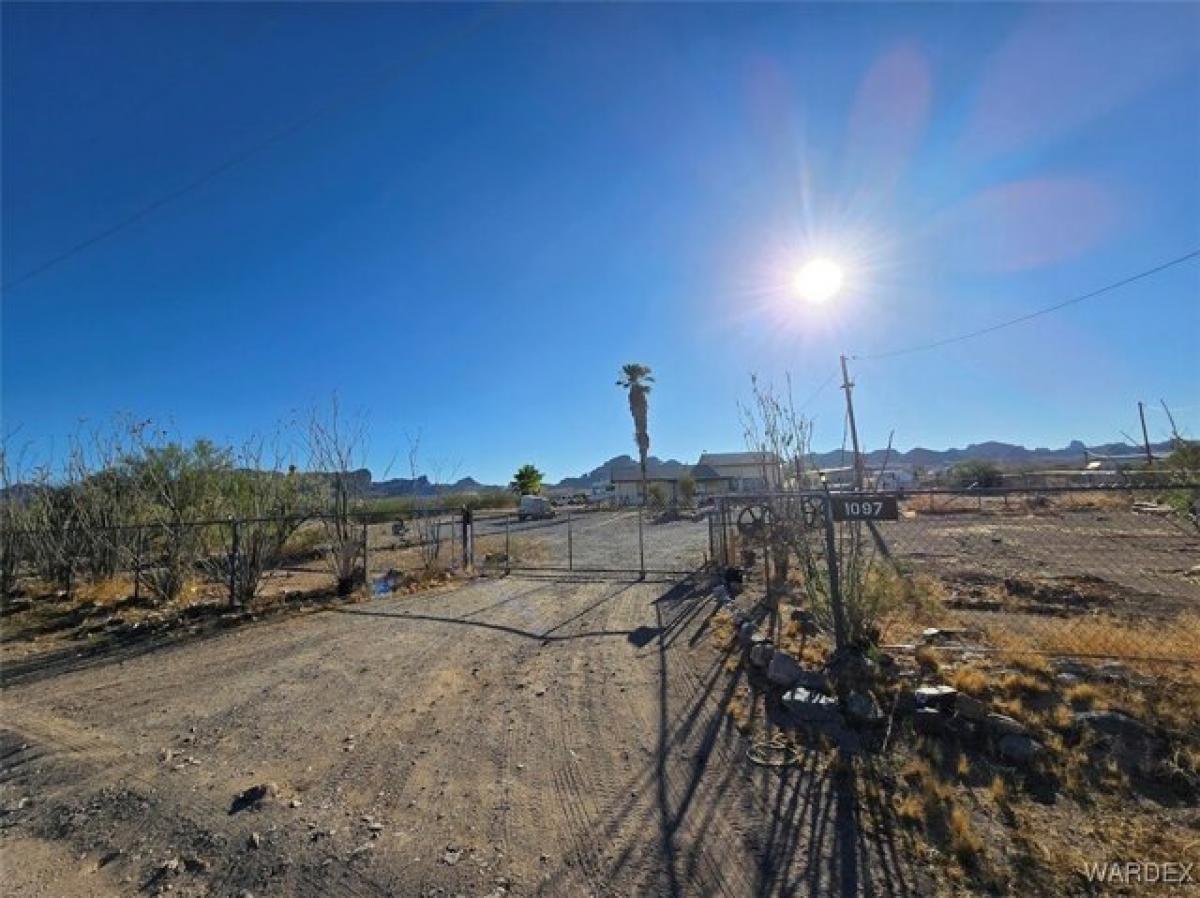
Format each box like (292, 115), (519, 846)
(697, 451), (780, 467)
(690, 463), (724, 480)
(610, 462), (693, 482)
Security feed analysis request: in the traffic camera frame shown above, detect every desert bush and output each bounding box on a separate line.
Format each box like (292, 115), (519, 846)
(306, 401), (369, 595)
(949, 460), (1003, 489)
(210, 440), (307, 605)
(678, 476), (696, 509)
(647, 483), (668, 510)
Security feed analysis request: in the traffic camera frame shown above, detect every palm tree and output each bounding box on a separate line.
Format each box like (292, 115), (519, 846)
(616, 363), (654, 504)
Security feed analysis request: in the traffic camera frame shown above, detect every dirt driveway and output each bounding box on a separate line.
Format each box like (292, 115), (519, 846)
(0, 574), (917, 898)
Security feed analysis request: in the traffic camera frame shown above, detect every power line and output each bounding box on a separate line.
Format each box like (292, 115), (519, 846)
(852, 248), (1200, 362)
(1, 6), (510, 295)
(798, 371), (837, 410)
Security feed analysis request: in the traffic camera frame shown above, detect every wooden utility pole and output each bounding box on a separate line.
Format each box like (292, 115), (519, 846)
(1138, 401), (1154, 466)
(840, 355), (865, 490)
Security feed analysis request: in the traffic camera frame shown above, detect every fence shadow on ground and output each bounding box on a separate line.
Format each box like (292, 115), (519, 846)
(531, 578), (916, 898)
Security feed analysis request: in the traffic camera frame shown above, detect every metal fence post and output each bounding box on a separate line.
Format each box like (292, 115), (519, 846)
(133, 526), (143, 601)
(504, 513), (511, 575)
(820, 495), (848, 651)
(638, 502), (645, 579)
(228, 518), (240, 608)
(362, 519), (370, 588)
(567, 507), (574, 571)
(700, 509), (710, 571)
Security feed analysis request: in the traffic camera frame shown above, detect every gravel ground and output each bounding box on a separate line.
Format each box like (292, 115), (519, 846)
(0, 574), (920, 898)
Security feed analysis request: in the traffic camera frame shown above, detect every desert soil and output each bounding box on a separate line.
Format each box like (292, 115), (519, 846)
(0, 573), (921, 898)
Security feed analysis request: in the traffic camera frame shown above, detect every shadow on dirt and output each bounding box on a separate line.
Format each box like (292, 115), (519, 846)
(0, 587), (348, 690)
(536, 576), (918, 898)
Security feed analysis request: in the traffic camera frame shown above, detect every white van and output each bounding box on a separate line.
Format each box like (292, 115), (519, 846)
(517, 495), (556, 522)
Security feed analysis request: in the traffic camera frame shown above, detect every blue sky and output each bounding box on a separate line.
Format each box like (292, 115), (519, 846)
(3, 2), (1198, 484)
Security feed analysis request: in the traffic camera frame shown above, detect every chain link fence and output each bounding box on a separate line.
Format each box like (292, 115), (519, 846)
(2, 505), (476, 610)
(712, 486), (1200, 667)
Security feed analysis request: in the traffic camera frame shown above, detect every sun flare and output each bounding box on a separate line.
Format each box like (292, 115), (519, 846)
(794, 258), (844, 304)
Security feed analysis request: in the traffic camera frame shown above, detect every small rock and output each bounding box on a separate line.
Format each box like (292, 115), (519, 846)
(954, 693), (988, 722)
(160, 857), (181, 876)
(232, 782), (278, 813)
(748, 642), (774, 669)
(913, 707), (945, 735)
(736, 622), (757, 648)
(766, 651), (803, 687)
(844, 692), (882, 724)
(289, 798), (302, 808)
(914, 685), (957, 711)
(247, 832), (262, 850)
(443, 847), (464, 866)
(782, 688), (841, 723)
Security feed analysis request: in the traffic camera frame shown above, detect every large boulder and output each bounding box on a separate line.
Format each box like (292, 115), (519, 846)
(985, 713), (1030, 739)
(1074, 710), (1151, 741)
(997, 734), (1043, 766)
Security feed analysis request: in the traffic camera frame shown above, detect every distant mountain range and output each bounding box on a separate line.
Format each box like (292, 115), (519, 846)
(359, 440), (1176, 495)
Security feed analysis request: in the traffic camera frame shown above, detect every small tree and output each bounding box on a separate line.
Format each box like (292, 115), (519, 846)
(0, 440), (29, 601)
(122, 430), (232, 602)
(509, 464), (544, 496)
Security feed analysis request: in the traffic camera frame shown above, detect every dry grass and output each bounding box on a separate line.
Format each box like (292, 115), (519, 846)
(726, 687), (754, 734)
(1043, 490), (1134, 512)
(710, 609), (737, 650)
(1064, 683), (1103, 709)
(470, 534), (552, 568)
(986, 613), (1200, 669)
(915, 644), (941, 674)
(1000, 671), (1052, 699)
(946, 664), (990, 697)
(948, 805), (984, 863)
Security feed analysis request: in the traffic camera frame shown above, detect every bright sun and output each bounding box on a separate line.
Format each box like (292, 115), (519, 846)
(794, 258), (844, 304)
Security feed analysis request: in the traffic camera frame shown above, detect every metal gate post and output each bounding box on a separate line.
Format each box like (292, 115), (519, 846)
(461, 507), (473, 570)
(567, 508), (573, 571)
(637, 502), (645, 579)
(362, 519), (369, 589)
(820, 495), (848, 651)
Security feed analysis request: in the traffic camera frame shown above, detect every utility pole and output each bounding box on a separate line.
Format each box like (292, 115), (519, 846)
(1138, 401), (1154, 467)
(840, 355), (865, 490)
